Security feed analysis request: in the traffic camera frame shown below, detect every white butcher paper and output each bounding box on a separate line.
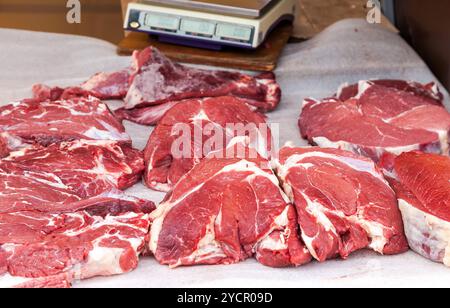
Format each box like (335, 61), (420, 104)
(0, 18), (449, 288)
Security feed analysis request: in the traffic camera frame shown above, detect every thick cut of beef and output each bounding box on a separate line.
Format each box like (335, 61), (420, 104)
(392, 152), (450, 267)
(300, 80), (450, 171)
(32, 69), (130, 101)
(276, 146), (408, 262)
(30, 47), (281, 126)
(143, 96), (272, 191)
(149, 147), (311, 268)
(0, 201), (153, 288)
(0, 97), (130, 155)
(336, 79), (443, 103)
(115, 47), (281, 125)
(0, 163), (154, 214)
(0, 140), (145, 213)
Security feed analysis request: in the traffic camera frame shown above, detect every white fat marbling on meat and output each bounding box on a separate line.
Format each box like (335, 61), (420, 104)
(173, 215), (227, 268)
(80, 234), (144, 278)
(313, 136), (423, 160)
(257, 232), (288, 251)
(83, 122), (129, 142)
(354, 80), (374, 99)
(277, 148), (387, 184)
(399, 199), (450, 267)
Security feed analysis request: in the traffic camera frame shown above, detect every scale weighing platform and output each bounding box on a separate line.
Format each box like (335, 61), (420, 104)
(124, 0), (297, 50)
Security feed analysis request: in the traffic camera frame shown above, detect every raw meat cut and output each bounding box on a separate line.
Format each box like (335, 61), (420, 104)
(30, 47), (281, 126)
(392, 151), (450, 267)
(0, 165), (154, 214)
(1, 140), (144, 196)
(0, 140), (145, 213)
(0, 97), (130, 156)
(275, 146), (408, 262)
(0, 138), (153, 287)
(116, 47), (281, 125)
(143, 96), (272, 191)
(0, 200), (153, 288)
(114, 100), (181, 126)
(149, 145), (311, 268)
(78, 70), (130, 99)
(30, 84), (65, 102)
(32, 69), (130, 101)
(300, 80), (450, 170)
(126, 47), (281, 111)
(336, 79), (443, 103)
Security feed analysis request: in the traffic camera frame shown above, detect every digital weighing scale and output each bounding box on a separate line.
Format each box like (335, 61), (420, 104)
(124, 0), (298, 50)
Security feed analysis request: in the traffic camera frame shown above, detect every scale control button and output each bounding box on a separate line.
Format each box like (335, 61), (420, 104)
(130, 21), (140, 29)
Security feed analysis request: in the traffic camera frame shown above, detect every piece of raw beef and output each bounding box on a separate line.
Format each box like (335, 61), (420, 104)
(149, 144), (311, 268)
(300, 80), (450, 172)
(392, 151), (450, 267)
(30, 47), (281, 126)
(275, 146), (409, 262)
(0, 97), (130, 156)
(0, 140), (145, 213)
(115, 47), (281, 125)
(143, 96), (273, 191)
(336, 79), (443, 103)
(0, 200), (153, 288)
(31, 69), (130, 101)
(126, 47), (281, 111)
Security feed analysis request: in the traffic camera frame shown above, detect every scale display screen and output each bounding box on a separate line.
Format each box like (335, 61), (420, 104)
(145, 14), (180, 31)
(143, 12), (254, 43)
(181, 19), (216, 36)
(216, 23), (252, 41)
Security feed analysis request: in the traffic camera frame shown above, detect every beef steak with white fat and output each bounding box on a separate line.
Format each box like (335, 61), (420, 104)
(115, 47), (281, 125)
(336, 79), (443, 103)
(300, 80), (450, 171)
(0, 119), (154, 287)
(149, 146), (311, 268)
(143, 96), (272, 191)
(0, 97), (130, 156)
(0, 200), (153, 288)
(392, 152), (450, 267)
(0, 140), (145, 213)
(276, 146), (409, 262)
(29, 47), (281, 126)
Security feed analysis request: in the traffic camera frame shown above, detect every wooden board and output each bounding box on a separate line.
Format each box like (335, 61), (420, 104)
(117, 23), (292, 71)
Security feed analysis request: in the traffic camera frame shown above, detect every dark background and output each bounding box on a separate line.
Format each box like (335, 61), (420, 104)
(396, 0), (450, 92)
